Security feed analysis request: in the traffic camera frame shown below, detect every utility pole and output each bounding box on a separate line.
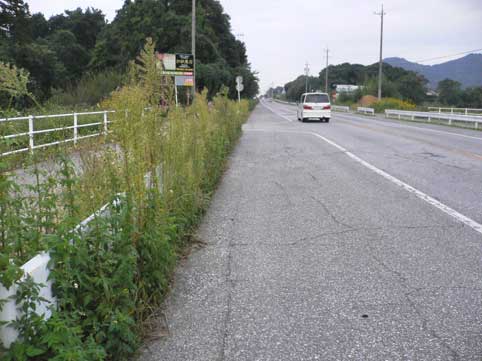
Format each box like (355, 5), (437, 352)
(324, 48), (329, 93)
(374, 4), (386, 100)
(304, 62), (310, 93)
(192, 0), (196, 99)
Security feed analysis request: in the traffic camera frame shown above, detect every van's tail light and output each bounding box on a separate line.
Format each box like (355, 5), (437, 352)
(303, 105), (313, 110)
(323, 105), (331, 110)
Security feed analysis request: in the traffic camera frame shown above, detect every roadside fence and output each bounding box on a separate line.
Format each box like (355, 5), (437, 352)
(385, 109), (482, 129)
(357, 107), (375, 116)
(428, 107), (482, 116)
(0, 111), (115, 157)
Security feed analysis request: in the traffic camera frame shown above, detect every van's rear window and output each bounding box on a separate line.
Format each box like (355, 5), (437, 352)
(305, 94), (329, 103)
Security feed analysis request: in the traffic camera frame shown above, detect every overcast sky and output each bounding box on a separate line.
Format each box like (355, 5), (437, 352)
(28, 0), (482, 93)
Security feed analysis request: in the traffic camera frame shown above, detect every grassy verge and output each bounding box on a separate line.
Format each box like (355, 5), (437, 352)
(0, 39), (251, 360)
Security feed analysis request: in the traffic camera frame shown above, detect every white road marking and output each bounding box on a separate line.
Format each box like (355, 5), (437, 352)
(268, 100), (482, 141)
(333, 113), (482, 141)
(257, 103), (482, 236)
(261, 101), (293, 122)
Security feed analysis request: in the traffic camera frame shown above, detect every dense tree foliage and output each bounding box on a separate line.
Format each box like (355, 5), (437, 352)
(0, 0), (107, 104)
(436, 79), (482, 108)
(280, 62), (481, 107)
(0, 0), (258, 109)
(277, 62), (427, 104)
(283, 76), (323, 102)
(92, 0), (257, 99)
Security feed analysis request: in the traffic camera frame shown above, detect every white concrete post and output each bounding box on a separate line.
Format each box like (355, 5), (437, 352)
(103, 111), (108, 134)
(28, 115), (34, 153)
(73, 113), (78, 145)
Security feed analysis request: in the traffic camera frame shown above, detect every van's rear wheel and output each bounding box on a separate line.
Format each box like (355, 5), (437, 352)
(325, 118), (330, 123)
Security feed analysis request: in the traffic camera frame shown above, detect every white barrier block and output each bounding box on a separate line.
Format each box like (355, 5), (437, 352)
(0, 252), (55, 348)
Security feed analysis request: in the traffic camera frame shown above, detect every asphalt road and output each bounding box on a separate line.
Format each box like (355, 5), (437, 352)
(139, 101), (482, 361)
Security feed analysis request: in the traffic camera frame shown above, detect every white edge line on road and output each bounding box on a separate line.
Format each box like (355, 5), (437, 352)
(333, 112), (482, 141)
(257, 103), (482, 236)
(268, 100), (482, 141)
(261, 100), (293, 122)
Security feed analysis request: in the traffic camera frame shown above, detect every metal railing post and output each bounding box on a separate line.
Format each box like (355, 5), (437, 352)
(103, 111), (108, 134)
(28, 115), (34, 153)
(73, 113), (78, 145)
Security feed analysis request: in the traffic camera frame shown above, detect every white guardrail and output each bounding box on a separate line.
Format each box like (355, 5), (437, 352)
(428, 107), (482, 115)
(332, 105), (350, 112)
(0, 110), (114, 157)
(357, 107), (375, 115)
(0, 196), (120, 348)
(385, 109), (482, 129)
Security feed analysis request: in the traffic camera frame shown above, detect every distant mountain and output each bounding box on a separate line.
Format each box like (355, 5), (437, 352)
(384, 54), (482, 89)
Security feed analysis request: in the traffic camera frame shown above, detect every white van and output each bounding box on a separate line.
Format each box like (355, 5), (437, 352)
(297, 92), (331, 122)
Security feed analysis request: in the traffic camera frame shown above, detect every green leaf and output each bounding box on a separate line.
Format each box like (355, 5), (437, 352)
(26, 346), (46, 357)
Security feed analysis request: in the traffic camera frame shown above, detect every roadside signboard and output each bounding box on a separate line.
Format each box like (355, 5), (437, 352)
(156, 52), (193, 75)
(175, 75), (194, 87)
(175, 54), (194, 72)
(236, 76), (243, 85)
(236, 83), (244, 92)
(156, 52), (195, 106)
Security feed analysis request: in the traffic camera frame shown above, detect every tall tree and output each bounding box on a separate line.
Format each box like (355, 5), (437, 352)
(91, 0), (258, 98)
(0, 0), (32, 45)
(437, 79), (462, 106)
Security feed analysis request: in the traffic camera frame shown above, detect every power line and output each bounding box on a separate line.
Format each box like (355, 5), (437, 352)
(415, 48), (482, 63)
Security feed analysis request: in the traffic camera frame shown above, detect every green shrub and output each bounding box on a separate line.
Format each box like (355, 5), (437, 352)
(47, 70), (124, 108)
(0, 39), (251, 360)
(372, 97), (416, 113)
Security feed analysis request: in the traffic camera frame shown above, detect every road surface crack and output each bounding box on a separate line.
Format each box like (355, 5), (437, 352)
(310, 194), (355, 230)
(218, 183), (243, 361)
(273, 180), (293, 206)
(365, 240), (461, 360)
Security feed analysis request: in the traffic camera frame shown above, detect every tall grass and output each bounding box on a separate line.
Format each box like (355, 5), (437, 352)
(0, 38), (250, 359)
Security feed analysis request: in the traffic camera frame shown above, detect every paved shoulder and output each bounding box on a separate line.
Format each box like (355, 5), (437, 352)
(139, 105), (482, 361)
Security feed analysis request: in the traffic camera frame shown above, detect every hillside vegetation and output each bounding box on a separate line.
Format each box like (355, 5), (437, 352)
(274, 62), (482, 109)
(385, 54), (482, 89)
(0, 0), (258, 113)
